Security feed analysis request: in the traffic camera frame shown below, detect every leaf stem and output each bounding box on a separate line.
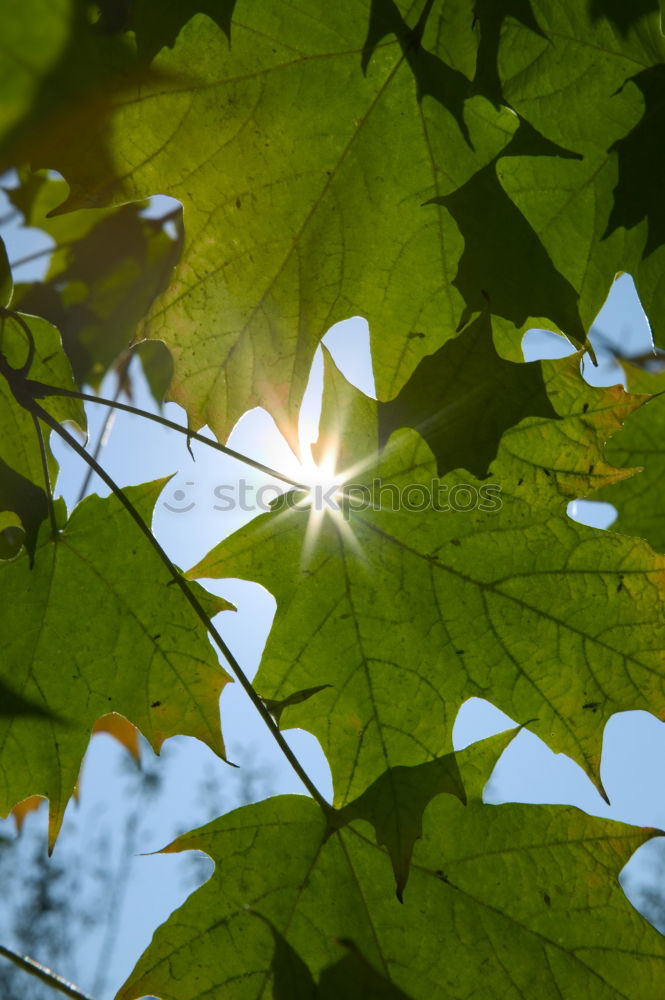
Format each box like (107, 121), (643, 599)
(30, 398), (331, 815)
(0, 944), (94, 1000)
(28, 379), (307, 490)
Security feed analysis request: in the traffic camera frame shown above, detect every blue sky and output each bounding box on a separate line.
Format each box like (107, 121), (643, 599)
(2, 188), (665, 997)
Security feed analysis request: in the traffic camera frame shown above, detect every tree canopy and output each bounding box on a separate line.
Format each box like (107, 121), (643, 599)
(1, 1), (665, 997)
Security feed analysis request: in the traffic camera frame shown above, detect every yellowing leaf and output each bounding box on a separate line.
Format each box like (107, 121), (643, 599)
(92, 713), (141, 763)
(10, 794), (45, 832)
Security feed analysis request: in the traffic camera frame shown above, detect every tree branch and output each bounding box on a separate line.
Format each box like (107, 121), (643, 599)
(30, 398), (331, 816)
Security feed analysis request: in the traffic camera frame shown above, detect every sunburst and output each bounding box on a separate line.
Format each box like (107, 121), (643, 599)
(287, 442), (366, 566)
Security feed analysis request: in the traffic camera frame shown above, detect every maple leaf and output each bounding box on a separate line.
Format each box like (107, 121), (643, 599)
(378, 311), (560, 479)
(118, 736), (665, 1000)
(0, 282), (86, 555)
(189, 351), (664, 803)
(8, 171), (180, 400)
(0, 0), (521, 445)
(595, 364), (665, 552)
(0, 480), (233, 846)
(489, 0), (665, 350)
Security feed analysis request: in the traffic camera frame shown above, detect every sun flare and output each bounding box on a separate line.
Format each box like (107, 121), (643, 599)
(300, 450), (342, 500)
(287, 446), (362, 564)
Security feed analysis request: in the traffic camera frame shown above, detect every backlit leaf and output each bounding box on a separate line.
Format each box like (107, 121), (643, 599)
(0, 235), (10, 306)
(259, 914), (417, 1000)
(378, 311), (559, 479)
(118, 746), (665, 1000)
(0, 480), (232, 844)
(489, 1), (665, 349)
(1, 5), (665, 997)
(595, 364), (665, 550)
(190, 354), (665, 801)
(333, 749), (466, 900)
(8, 170), (180, 398)
(0, 309), (85, 554)
(497, 352), (643, 501)
(0, 0), (520, 443)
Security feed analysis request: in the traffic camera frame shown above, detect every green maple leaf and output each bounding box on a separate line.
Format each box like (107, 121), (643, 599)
(118, 737), (665, 1000)
(0, 0), (523, 444)
(378, 311), (560, 479)
(472, 0), (546, 105)
(605, 65), (665, 257)
(189, 351), (663, 803)
(0, 236), (10, 306)
(0, 480), (232, 844)
(332, 729), (524, 901)
(130, 0), (238, 61)
(497, 0), (664, 158)
(8, 170), (179, 400)
(489, 1), (665, 349)
(587, 0), (661, 36)
(334, 749), (466, 900)
(428, 121), (588, 356)
(0, 295), (86, 556)
(594, 364), (665, 551)
(4, 1), (665, 441)
(495, 350), (642, 500)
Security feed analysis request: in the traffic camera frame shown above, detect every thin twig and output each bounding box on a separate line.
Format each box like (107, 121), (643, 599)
(0, 944), (94, 1000)
(30, 398), (331, 815)
(76, 359), (131, 504)
(29, 380), (307, 490)
(9, 206), (183, 270)
(9, 243), (61, 270)
(76, 405), (116, 503)
(90, 805), (139, 997)
(31, 413), (57, 537)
